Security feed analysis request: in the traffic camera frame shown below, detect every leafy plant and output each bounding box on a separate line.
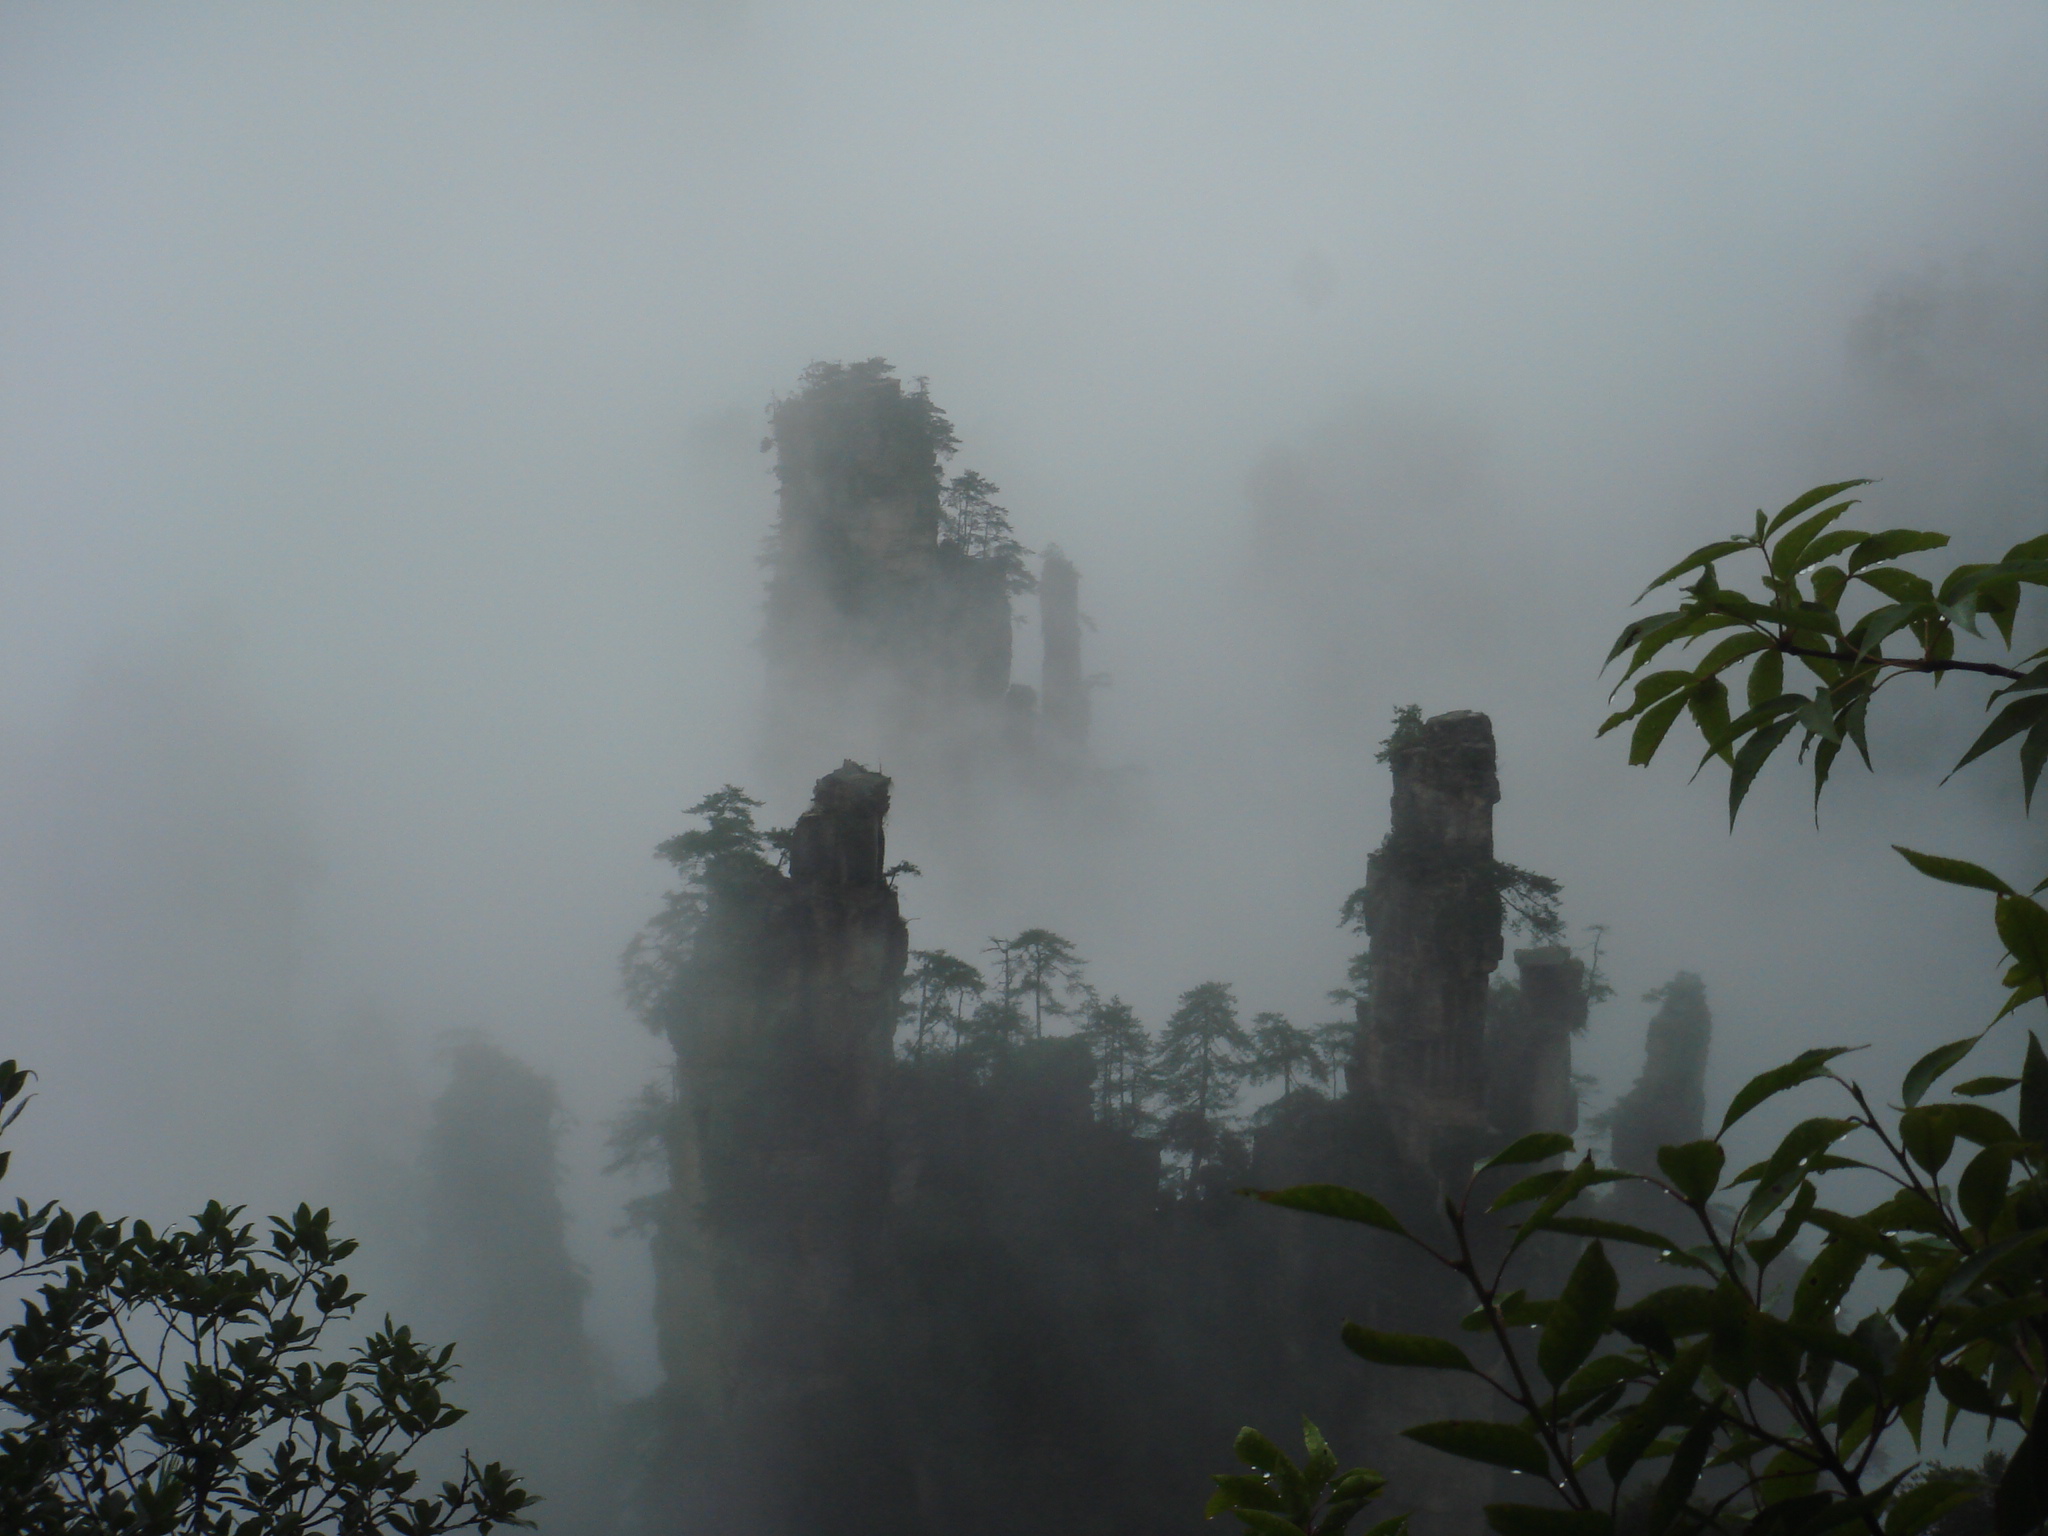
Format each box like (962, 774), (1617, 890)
(1597, 481), (2047, 817)
(1206, 1419), (1403, 1536)
(0, 1061), (531, 1535)
(1226, 491), (2048, 1536)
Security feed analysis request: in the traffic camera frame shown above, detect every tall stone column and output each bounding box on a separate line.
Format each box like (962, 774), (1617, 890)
(1038, 546), (1089, 756)
(667, 762), (918, 1535)
(1352, 710), (1504, 1178)
(1485, 946), (1586, 1144)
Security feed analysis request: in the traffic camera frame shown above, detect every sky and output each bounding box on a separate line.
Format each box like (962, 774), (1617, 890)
(0, 1), (2044, 1390)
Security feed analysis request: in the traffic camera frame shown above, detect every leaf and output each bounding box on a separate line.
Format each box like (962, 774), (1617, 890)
(1938, 1226), (2048, 1305)
(1954, 1076), (2019, 1097)
(1605, 1341), (1706, 1484)
(1773, 501), (1858, 578)
(1253, 1185), (1406, 1237)
(1767, 481), (1872, 538)
(1646, 1403), (1720, 1536)
(1233, 1511), (1308, 1536)
(1656, 1140), (1726, 1203)
(1235, 1427), (1290, 1474)
(1884, 1478), (1979, 1536)
(1480, 1133), (1575, 1174)
(1739, 651), (1785, 719)
(1893, 847), (2016, 896)
(1996, 1400), (2048, 1536)
(1997, 897), (2048, 997)
(1540, 1241), (1618, 1386)
(1849, 529), (1951, 571)
(1729, 713), (1802, 823)
(1630, 693), (1691, 767)
(1721, 1048), (1860, 1134)
(1953, 696), (2048, 788)
(1483, 1506), (1611, 1536)
(1511, 1157), (1631, 1251)
(1903, 1034), (1987, 1107)
(1490, 1168), (1571, 1212)
(1688, 679), (1733, 766)
(1536, 1217), (1704, 1267)
(1401, 1421), (1549, 1479)
(1957, 1146), (2012, 1230)
(1342, 1324), (1474, 1373)
(2022, 1034), (2048, 1145)
(1634, 540), (1754, 603)
(1899, 1106), (1957, 1176)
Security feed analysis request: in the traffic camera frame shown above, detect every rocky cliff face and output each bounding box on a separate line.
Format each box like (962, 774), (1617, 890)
(1353, 710), (1505, 1177)
(1486, 945), (1586, 1144)
(1039, 545), (1089, 757)
(658, 762), (915, 1534)
(1608, 972), (1712, 1175)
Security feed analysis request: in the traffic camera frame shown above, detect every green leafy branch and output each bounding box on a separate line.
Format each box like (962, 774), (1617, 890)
(1598, 481), (2048, 819)
(1243, 1026), (2048, 1536)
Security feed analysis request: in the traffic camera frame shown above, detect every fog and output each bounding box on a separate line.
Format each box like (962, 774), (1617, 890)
(1, 0), (2044, 1518)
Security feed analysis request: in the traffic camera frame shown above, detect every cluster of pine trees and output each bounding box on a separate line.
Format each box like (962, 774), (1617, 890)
(896, 937), (1354, 1195)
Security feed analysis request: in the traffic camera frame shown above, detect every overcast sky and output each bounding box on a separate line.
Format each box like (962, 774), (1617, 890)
(1, 2), (2044, 1386)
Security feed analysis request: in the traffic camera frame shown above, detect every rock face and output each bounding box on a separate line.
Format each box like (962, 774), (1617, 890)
(1608, 972), (1712, 1174)
(661, 762), (915, 1534)
(1353, 710), (1505, 1175)
(757, 361), (1084, 783)
(1486, 945), (1587, 1144)
(1038, 546), (1089, 756)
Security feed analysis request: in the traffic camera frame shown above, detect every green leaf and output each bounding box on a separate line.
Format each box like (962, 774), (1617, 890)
(1634, 539), (1754, 603)
(1646, 1403), (1720, 1536)
(1490, 1168), (1570, 1212)
(1955, 1076), (2019, 1097)
(1893, 846), (2016, 896)
(1996, 1406), (2048, 1536)
(1903, 1034), (1986, 1107)
(1997, 896), (2048, 996)
(1790, 1239), (1869, 1326)
(1233, 1511), (1307, 1536)
(1688, 679), (1732, 766)
(1767, 481), (1872, 538)
(1605, 1340), (1706, 1484)
(1729, 713), (1802, 823)
(1748, 648), (1785, 711)
(1235, 1427), (1291, 1474)
(1953, 695), (2048, 791)
(1540, 1241), (1618, 1386)
(1480, 1133), (1575, 1173)
(1253, 1185), (1406, 1236)
(1796, 529), (1871, 575)
(1342, 1323), (1474, 1373)
(1850, 529), (1950, 572)
(2021, 1034), (2048, 1145)
(1512, 1157), (1630, 1251)
(1899, 1106), (1956, 1176)
(1629, 693), (1691, 767)
(1884, 1478), (1979, 1536)
(1721, 1048), (1859, 1134)
(1401, 1421), (1549, 1479)
(1957, 1146), (2012, 1230)
(1536, 1217), (1703, 1267)
(1483, 1506), (1611, 1536)
(1656, 1140), (1726, 1203)
(1773, 500), (1859, 577)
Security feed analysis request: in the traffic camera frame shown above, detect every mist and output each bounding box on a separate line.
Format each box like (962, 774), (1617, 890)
(1, 4), (2044, 1531)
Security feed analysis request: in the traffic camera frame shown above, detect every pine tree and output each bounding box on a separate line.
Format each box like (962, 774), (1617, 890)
(1249, 1011), (1324, 1100)
(999, 928), (1087, 1037)
(1156, 981), (1253, 1189)
(939, 470), (1035, 594)
(902, 949), (986, 1061)
(1076, 992), (1153, 1131)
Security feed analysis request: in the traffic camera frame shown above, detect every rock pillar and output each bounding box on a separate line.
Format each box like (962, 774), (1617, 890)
(1485, 946), (1585, 1144)
(671, 761), (917, 1535)
(1353, 710), (1504, 1177)
(1038, 546), (1089, 755)
(1607, 973), (1712, 1175)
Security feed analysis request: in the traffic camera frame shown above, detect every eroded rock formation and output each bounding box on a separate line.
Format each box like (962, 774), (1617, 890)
(1039, 545), (1090, 756)
(658, 761), (915, 1534)
(1608, 972), (1712, 1174)
(1485, 945), (1587, 1144)
(1353, 710), (1505, 1176)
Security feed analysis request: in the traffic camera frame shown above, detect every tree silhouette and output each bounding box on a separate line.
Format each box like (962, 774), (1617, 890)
(1248, 1012), (1323, 1100)
(1156, 982), (1253, 1189)
(1077, 992), (1153, 1131)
